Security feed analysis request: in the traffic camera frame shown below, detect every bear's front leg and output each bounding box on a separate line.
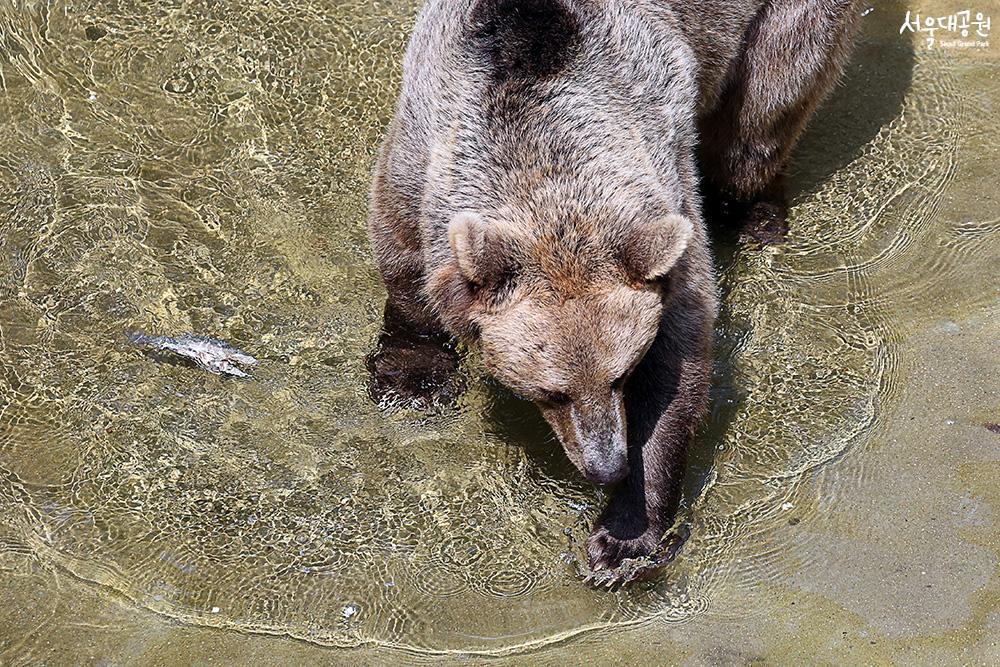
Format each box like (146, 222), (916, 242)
(366, 145), (461, 409)
(586, 300), (712, 584)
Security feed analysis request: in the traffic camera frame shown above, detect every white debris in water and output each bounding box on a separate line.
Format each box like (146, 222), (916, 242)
(342, 603), (359, 619)
(210, 606), (220, 614)
(87, 91), (97, 101)
(940, 320), (962, 335)
(945, 419), (956, 425)
(127, 332), (259, 378)
(781, 502), (794, 511)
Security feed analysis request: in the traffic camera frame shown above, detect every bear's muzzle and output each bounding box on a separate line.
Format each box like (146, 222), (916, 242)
(570, 392), (629, 486)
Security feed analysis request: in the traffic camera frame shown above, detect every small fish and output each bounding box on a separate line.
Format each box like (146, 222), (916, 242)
(128, 332), (259, 378)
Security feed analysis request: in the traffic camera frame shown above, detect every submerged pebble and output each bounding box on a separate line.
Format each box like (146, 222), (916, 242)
(84, 25), (107, 41)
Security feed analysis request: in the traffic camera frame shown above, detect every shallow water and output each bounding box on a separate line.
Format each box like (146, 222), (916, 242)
(0, 0), (997, 662)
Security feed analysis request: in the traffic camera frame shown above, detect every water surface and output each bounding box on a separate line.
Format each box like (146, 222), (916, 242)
(0, 0), (997, 662)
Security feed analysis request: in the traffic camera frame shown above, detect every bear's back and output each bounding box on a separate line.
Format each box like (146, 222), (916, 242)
(376, 0), (761, 269)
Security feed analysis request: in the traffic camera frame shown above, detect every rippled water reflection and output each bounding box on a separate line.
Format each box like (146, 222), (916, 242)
(0, 0), (994, 657)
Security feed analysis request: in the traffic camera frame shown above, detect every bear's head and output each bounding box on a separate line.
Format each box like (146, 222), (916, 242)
(435, 204), (693, 486)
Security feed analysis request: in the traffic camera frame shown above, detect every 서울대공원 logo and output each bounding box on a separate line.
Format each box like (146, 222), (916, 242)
(900, 10), (991, 48)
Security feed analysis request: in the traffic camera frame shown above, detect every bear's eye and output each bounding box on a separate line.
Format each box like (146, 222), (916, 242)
(539, 389), (571, 407)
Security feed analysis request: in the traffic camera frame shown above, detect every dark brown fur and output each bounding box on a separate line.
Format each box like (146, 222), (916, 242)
(470, 0), (581, 81)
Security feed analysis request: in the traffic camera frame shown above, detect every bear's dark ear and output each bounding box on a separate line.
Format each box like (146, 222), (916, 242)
(448, 211), (516, 287)
(621, 214), (693, 281)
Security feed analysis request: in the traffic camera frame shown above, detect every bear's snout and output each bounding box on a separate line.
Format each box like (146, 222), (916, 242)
(581, 454), (629, 486)
(571, 395), (629, 487)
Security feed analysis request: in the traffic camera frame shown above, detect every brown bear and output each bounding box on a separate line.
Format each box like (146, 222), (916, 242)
(366, 0), (861, 582)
